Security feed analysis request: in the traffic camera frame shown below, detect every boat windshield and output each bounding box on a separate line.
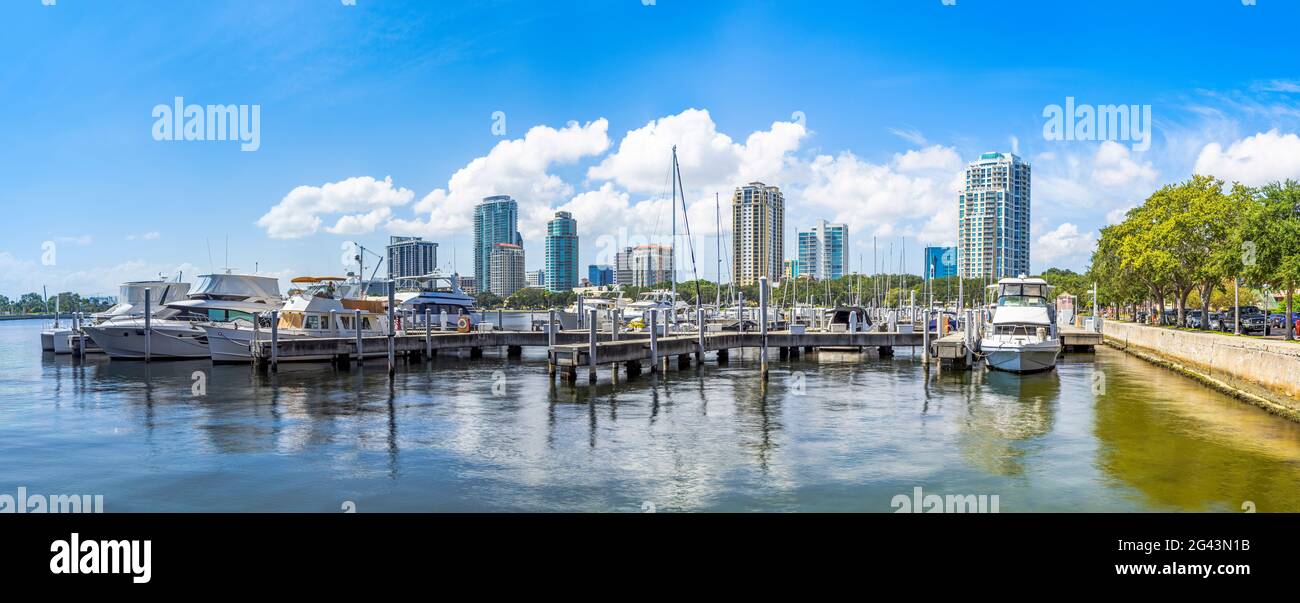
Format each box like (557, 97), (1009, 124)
(998, 295), (1048, 307)
(997, 283), (1048, 307)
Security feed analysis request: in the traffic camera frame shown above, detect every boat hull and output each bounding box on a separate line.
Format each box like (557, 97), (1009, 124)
(202, 325), (389, 363)
(981, 340), (1061, 373)
(84, 324), (210, 360)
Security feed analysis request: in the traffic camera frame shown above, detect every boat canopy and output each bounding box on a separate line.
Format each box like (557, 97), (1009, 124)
(191, 274), (282, 300)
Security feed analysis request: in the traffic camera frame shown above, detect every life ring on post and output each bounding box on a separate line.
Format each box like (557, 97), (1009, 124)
(456, 315), (473, 333)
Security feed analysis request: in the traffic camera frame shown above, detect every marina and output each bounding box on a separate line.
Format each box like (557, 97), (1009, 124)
(5, 315), (1300, 512)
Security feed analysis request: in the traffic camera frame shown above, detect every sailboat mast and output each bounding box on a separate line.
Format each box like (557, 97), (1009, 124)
(670, 146), (677, 323)
(715, 192), (721, 309)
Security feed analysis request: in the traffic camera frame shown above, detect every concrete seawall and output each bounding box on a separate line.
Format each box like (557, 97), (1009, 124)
(1104, 321), (1300, 420)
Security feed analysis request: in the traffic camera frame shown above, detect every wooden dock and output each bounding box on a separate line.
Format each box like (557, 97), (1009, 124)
(251, 329), (650, 369)
(548, 330), (924, 383)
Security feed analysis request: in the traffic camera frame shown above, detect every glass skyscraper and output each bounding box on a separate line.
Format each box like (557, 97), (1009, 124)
(474, 195), (521, 295)
(797, 219), (847, 280)
(544, 211), (578, 292)
(958, 152), (1031, 279)
(924, 246), (958, 279)
(386, 236), (438, 289)
(588, 264), (613, 286)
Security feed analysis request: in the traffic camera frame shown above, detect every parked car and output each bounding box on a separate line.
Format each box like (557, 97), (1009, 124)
(1186, 310), (1205, 329)
(1221, 306), (1267, 334)
(1207, 312), (1226, 331)
(1270, 312), (1300, 336)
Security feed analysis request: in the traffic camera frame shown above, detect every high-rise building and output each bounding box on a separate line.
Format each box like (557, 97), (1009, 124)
(732, 182), (784, 286)
(631, 244), (673, 287)
(544, 211), (578, 292)
(458, 276), (477, 295)
(958, 152), (1031, 279)
(783, 259), (801, 280)
(924, 246), (958, 279)
(796, 219), (847, 280)
(474, 195), (521, 295)
(588, 264), (614, 286)
(386, 236), (439, 289)
(489, 243), (525, 297)
(526, 269), (545, 288)
(613, 247), (634, 286)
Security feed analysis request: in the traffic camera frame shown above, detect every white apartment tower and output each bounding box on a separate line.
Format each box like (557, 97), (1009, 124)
(957, 152), (1031, 280)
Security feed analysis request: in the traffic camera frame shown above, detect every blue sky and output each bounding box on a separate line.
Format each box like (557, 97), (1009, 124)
(3, 0), (1299, 297)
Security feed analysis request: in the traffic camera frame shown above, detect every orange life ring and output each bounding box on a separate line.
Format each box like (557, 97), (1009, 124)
(456, 315), (472, 333)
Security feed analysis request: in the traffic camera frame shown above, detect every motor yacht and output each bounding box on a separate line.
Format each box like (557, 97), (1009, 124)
(85, 274), (281, 360)
(979, 275), (1061, 373)
(46, 280), (193, 354)
(202, 276), (387, 363)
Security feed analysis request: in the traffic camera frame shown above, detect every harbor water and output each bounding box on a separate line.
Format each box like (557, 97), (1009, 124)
(3, 318), (1299, 512)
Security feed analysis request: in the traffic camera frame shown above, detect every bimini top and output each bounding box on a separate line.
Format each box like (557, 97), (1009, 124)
(190, 274), (282, 301)
(290, 276), (348, 284)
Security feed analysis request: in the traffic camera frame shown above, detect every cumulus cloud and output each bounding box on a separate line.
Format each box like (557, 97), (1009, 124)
(256, 176), (415, 239)
(1033, 142), (1158, 223)
(1193, 129), (1300, 186)
(405, 119), (612, 241)
(588, 109), (806, 195)
(800, 144), (964, 246)
(1035, 222), (1096, 267)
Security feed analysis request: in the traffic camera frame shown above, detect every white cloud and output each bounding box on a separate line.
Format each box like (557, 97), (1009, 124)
(1034, 142), (1158, 219)
(256, 175), (415, 239)
(800, 144), (964, 246)
(125, 231), (161, 241)
(887, 127), (927, 146)
(1105, 205), (1135, 225)
(404, 119), (612, 241)
(587, 109), (806, 195)
(1035, 222), (1096, 267)
(1193, 129), (1300, 186)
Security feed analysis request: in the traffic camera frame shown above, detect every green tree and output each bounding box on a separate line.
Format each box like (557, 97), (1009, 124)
(1240, 180), (1300, 340)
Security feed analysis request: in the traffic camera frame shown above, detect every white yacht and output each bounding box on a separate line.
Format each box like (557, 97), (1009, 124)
(202, 276), (388, 363)
(979, 275), (1061, 373)
(621, 290), (684, 322)
(373, 272), (476, 331)
(84, 274), (281, 360)
(45, 280), (192, 354)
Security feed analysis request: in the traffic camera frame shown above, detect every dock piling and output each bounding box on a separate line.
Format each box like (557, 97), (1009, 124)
(354, 309), (363, 362)
(759, 276), (769, 380)
(696, 307), (705, 361)
(649, 309), (659, 373)
(144, 289), (152, 363)
(387, 282), (396, 377)
(588, 309), (598, 383)
(270, 310), (279, 372)
(424, 308), (432, 360)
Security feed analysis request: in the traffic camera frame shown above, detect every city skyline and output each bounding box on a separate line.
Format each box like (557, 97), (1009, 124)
(5, 1), (1300, 298)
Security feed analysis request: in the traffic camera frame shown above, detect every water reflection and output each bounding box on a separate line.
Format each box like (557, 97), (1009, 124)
(1092, 350), (1300, 512)
(6, 319), (1300, 511)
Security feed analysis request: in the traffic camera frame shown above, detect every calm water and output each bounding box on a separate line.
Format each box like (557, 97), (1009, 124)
(4, 318), (1300, 512)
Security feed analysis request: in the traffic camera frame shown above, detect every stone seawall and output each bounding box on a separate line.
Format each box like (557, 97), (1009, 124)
(1104, 321), (1300, 420)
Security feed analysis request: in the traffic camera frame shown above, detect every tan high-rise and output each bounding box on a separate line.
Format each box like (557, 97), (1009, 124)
(731, 182), (784, 287)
